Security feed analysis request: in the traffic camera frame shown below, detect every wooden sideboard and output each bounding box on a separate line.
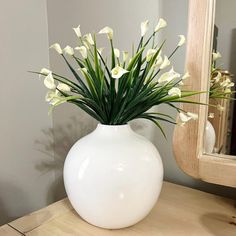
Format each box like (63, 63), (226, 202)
(0, 182), (235, 236)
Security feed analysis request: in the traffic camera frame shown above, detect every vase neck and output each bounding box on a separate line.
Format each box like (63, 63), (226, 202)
(94, 124), (133, 136)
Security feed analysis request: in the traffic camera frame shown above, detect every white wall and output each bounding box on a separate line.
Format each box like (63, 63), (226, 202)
(0, 0), (56, 225)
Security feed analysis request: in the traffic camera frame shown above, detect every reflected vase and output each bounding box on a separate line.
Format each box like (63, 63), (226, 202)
(63, 124), (163, 229)
(204, 120), (216, 153)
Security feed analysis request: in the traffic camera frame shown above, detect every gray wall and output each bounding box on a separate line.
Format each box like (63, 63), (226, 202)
(0, 0), (56, 225)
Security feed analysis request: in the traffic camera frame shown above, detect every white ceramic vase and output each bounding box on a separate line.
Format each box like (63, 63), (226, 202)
(63, 124), (163, 229)
(204, 120), (216, 153)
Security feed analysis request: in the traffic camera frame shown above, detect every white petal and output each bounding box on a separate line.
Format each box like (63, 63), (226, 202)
(187, 112), (198, 120)
(98, 26), (113, 40)
(63, 45), (74, 56)
(73, 25), (81, 38)
(83, 33), (94, 45)
(50, 43), (63, 54)
(123, 51), (128, 62)
(168, 87), (181, 97)
(177, 35), (186, 47)
(111, 66), (129, 79)
(114, 48), (120, 58)
(141, 20), (149, 37)
(212, 51), (221, 61)
(44, 72), (56, 90)
(146, 49), (157, 62)
(208, 113), (214, 118)
(179, 112), (191, 123)
(159, 67), (180, 83)
(40, 68), (51, 77)
(75, 46), (87, 58)
(155, 18), (167, 32)
(45, 90), (55, 102)
(57, 83), (71, 92)
(160, 55), (170, 69)
(182, 72), (190, 80)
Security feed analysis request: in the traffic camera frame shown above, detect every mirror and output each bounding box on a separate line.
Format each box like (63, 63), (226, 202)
(173, 0), (236, 187)
(204, 0), (236, 156)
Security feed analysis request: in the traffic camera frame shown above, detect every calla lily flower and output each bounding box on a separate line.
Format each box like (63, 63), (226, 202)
(111, 66), (129, 79)
(40, 68), (51, 77)
(44, 72), (56, 90)
(63, 45), (74, 56)
(146, 49), (157, 62)
(158, 67), (180, 83)
(160, 55), (170, 69)
(114, 48), (120, 58)
(177, 35), (186, 47)
(78, 67), (88, 75)
(187, 112), (198, 120)
(73, 25), (81, 38)
(155, 18), (167, 32)
(75, 46), (88, 59)
(123, 51), (128, 62)
(50, 43), (63, 54)
(182, 72), (190, 80)
(208, 113), (214, 118)
(83, 33), (94, 45)
(168, 87), (181, 97)
(141, 20), (149, 37)
(57, 83), (71, 92)
(99, 26), (113, 40)
(212, 51), (221, 61)
(45, 90), (57, 102)
(153, 56), (163, 68)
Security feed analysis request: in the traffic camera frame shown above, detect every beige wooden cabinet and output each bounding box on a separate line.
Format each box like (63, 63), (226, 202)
(0, 182), (235, 236)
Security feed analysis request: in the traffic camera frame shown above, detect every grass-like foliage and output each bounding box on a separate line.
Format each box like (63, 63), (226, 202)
(34, 19), (203, 136)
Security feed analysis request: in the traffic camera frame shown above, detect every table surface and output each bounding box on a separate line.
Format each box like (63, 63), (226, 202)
(1, 182), (235, 236)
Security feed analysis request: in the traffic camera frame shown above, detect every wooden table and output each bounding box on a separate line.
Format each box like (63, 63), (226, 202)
(1, 182), (235, 235)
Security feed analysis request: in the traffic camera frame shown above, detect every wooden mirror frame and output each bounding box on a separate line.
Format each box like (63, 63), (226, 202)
(173, 0), (236, 187)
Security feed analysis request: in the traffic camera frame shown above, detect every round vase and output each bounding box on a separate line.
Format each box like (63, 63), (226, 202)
(63, 124), (163, 229)
(204, 120), (216, 153)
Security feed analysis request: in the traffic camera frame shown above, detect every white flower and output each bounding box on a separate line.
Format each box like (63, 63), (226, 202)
(83, 33), (94, 45)
(155, 18), (167, 32)
(146, 49), (157, 62)
(111, 66), (129, 79)
(45, 90), (57, 102)
(160, 55), (170, 69)
(99, 26), (113, 40)
(57, 83), (71, 92)
(179, 112), (191, 123)
(168, 87), (181, 97)
(75, 46), (87, 59)
(217, 104), (225, 111)
(114, 48), (120, 58)
(208, 113), (214, 118)
(73, 25), (81, 38)
(220, 78), (231, 87)
(158, 67), (180, 83)
(40, 68), (51, 77)
(63, 45), (74, 56)
(44, 72), (56, 90)
(182, 72), (190, 80)
(225, 88), (232, 93)
(177, 35), (186, 47)
(78, 67), (88, 76)
(212, 51), (221, 61)
(187, 112), (198, 120)
(141, 20), (149, 37)
(227, 82), (234, 88)
(153, 56), (163, 68)
(123, 51), (128, 62)
(50, 43), (63, 54)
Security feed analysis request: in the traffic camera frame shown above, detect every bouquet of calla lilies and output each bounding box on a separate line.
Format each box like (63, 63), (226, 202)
(210, 51), (235, 112)
(35, 18), (203, 137)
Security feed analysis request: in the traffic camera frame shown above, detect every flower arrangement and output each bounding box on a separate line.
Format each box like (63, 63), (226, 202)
(35, 19), (202, 136)
(209, 51), (235, 113)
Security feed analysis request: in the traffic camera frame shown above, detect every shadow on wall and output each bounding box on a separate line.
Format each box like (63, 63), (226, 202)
(34, 116), (96, 202)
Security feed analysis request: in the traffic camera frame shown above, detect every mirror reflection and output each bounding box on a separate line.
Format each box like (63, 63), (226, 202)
(205, 0), (236, 155)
